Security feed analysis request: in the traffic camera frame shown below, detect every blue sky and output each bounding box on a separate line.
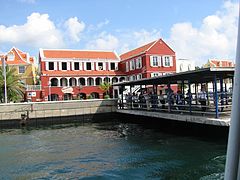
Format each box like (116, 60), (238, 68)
(0, 0), (239, 65)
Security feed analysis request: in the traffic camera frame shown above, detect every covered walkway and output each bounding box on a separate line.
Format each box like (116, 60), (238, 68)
(114, 67), (234, 119)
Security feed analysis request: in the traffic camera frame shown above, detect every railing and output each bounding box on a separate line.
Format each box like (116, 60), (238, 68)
(118, 92), (232, 118)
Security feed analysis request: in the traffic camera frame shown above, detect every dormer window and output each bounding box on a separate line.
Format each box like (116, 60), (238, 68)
(7, 52), (14, 61)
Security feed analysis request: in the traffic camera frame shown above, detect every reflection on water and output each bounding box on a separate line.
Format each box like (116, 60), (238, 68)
(0, 122), (227, 179)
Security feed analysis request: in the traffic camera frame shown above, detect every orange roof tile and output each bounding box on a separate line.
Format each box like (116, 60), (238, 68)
(42, 49), (119, 60)
(120, 40), (156, 61)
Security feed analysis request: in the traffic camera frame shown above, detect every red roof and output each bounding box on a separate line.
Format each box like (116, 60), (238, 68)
(42, 49), (119, 60)
(120, 40), (156, 61)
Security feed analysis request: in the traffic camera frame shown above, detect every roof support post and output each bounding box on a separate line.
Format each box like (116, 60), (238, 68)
(220, 77), (224, 112)
(121, 85), (124, 109)
(130, 85), (132, 110)
(214, 75), (219, 118)
(167, 83), (171, 112)
(188, 82), (192, 115)
(182, 81), (185, 105)
(195, 83), (197, 105)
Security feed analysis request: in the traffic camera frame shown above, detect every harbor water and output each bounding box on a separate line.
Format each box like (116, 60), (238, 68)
(0, 118), (227, 179)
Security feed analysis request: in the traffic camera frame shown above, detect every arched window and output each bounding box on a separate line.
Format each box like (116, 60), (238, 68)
(112, 77), (118, 84)
(119, 77), (125, 82)
(60, 78), (68, 87)
(50, 78), (58, 87)
(104, 77), (110, 83)
(91, 92), (100, 99)
(95, 77), (102, 86)
(79, 78), (85, 86)
(69, 78), (77, 87)
(87, 77), (94, 86)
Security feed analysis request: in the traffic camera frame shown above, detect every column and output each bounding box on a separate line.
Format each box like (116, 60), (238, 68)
(214, 75), (219, 118)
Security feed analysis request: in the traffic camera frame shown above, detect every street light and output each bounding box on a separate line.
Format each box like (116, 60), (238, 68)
(48, 81), (51, 101)
(79, 83), (82, 99)
(1, 55), (7, 103)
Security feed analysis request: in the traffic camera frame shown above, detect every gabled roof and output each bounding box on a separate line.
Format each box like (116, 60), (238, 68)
(208, 59), (234, 68)
(41, 49), (119, 60)
(120, 40), (157, 61)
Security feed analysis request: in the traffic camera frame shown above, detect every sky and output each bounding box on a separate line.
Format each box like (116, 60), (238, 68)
(0, 0), (239, 65)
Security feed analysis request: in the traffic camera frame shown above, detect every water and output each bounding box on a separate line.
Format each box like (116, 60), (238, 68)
(0, 121), (227, 179)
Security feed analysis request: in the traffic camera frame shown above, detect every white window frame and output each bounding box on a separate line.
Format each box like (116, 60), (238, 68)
(137, 74), (142, 80)
(151, 72), (160, 77)
(86, 62), (92, 71)
(97, 62), (104, 71)
(130, 60), (135, 71)
(126, 61), (129, 72)
(61, 62), (67, 71)
(48, 62), (54, 71)
(110, 62), (116, 71)
(150, 56), (160, 67)
(136, 57), (142, 69)
(73, 62), (80, 70)
(163, 56), (173, 67)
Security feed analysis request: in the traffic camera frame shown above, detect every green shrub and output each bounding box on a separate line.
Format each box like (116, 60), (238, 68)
(104, 95), (110, 99)
(87, 95), (93, 99)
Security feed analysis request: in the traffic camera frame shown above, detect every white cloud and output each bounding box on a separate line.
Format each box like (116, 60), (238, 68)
(168, 1), (238, 65)
(86, 32), (119, 50)
(133, 29), (161, 46)
(0, 12), (65, 49)
(114, 29), (161, 54)
(64, 17), (85, 42)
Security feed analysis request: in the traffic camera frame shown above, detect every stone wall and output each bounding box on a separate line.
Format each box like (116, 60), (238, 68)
(0, 99), (117, 121)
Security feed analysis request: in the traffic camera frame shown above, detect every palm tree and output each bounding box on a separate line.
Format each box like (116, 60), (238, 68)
(99, 81), (112, 98)
(0, 65), (25, 102)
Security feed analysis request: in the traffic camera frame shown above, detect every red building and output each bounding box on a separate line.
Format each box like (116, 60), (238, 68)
(119, 39), (176, 81)
(39, 49), (126, 101)
(118, 39), (177, 93)
(27, 39), (177, 102)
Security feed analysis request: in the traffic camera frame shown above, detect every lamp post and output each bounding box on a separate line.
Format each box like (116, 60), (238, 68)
(79, 83), (82, 99)
(1, 55), (7, 103)
(48, 81), (51, 101)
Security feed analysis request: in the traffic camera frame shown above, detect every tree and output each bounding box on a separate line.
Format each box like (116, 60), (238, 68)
(0, 65), (25, 102)
(99, 81), (112, 97)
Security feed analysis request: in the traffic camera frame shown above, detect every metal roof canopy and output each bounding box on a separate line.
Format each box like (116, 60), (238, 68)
(113, 67), (235, 86)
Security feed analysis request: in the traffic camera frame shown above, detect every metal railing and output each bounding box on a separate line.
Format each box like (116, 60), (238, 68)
(118, 93), (232, 118)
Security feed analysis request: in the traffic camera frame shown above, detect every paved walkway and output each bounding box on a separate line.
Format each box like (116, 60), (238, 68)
(116, 109), (230, 127)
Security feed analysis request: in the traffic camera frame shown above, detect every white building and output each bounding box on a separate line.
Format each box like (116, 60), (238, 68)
(176, 59), (195, 73)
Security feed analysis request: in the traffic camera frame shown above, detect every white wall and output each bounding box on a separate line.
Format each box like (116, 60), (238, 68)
(176, 59), (195, 73)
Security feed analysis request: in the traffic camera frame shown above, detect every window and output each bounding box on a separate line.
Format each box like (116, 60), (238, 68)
(126, 62), (129, 72)
(74, 62), (79, 70)
(49, 62), (54, 70)
(110, 62), (115, 70)
(98, 62), (103, 70)
(19, 66), (25, 74)
(137, 74), (142, 80)
(163, 56), (173, 67)
(62, 62), (67, 70)
(86, 62), (92, 70)
(136, 57), (142, 69)
(130, 60), (135, 70)
(150, 56), (161, 67)
(151, 72), (160, 77)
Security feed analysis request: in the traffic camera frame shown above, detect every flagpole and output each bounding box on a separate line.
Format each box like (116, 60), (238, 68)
(224, 2), (240, 179)
(1, 55), (7, 103)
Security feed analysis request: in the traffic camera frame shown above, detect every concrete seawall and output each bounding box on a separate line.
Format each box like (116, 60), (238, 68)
(0, 99), (117, 121)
